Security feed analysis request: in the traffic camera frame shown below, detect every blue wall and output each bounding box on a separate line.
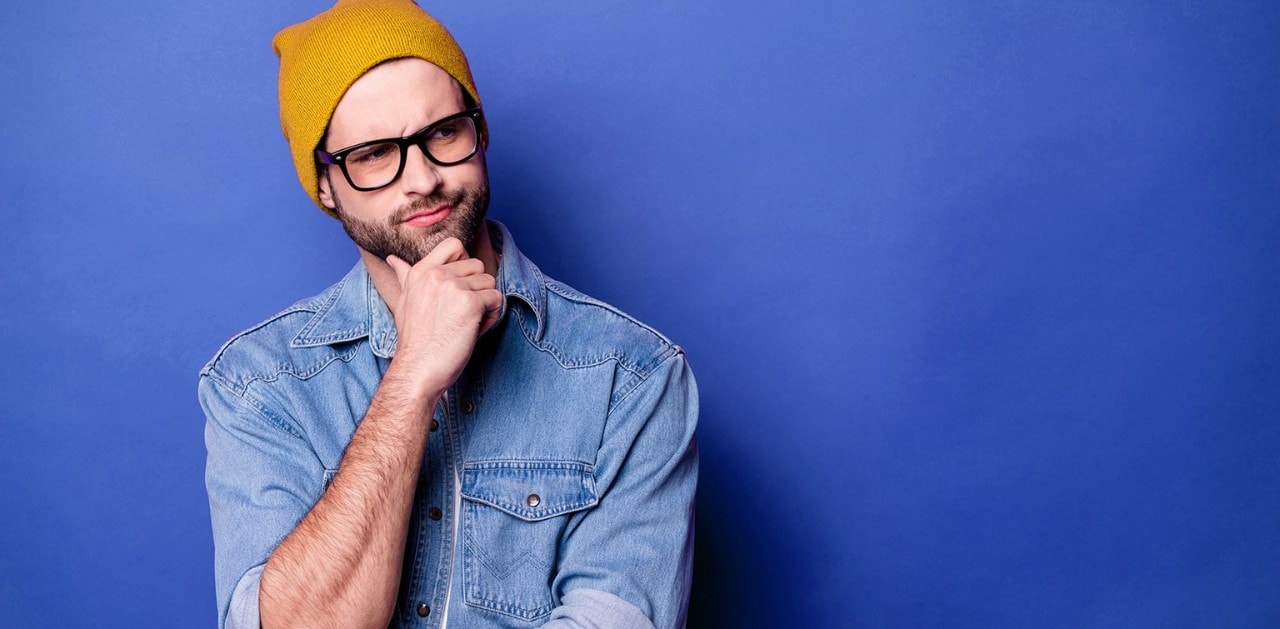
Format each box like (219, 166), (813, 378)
(2, 1), (1277, 626)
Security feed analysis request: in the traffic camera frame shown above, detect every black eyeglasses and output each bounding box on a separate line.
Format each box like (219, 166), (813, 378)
(316, 108), (484, 191)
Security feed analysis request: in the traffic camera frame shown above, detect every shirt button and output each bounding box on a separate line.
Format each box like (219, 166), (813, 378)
(429, 507), (442, 521)
(526, 494), (541, 507)
(461, 400), (476, 414)
(416, 603), (430, 617)
(430, 419), (440, 432)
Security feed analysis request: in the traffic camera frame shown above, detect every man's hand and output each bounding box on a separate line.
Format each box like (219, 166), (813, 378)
(385, 237), (503, 398)
(258, 238), (501, 629)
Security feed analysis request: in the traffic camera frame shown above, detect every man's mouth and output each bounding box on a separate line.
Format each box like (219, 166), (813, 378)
(400, 205), (452, 228)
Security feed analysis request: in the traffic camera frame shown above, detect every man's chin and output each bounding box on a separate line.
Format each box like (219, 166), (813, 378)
(335, 187), (488, 266)
(383, 223), (479, 265)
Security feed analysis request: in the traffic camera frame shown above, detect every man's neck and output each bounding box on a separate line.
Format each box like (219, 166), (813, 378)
(361, 223), (499, 317)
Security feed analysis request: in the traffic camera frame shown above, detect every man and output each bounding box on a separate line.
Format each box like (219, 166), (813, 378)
(198, 1), (698, 627)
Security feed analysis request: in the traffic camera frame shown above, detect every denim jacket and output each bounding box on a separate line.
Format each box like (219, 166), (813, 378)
(200, 221), (698, 628)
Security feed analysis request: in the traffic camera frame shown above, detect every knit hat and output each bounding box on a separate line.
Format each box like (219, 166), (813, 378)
(272, 0), (483, 214)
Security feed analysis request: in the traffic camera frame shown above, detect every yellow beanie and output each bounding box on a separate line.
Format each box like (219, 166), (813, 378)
(272, 0), (483, 215)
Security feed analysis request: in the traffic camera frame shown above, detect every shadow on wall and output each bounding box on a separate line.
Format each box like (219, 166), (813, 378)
(688, 399), (790, 628)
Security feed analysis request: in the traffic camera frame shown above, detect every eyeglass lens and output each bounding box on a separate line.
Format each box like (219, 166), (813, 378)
(345, 115), (478, 189)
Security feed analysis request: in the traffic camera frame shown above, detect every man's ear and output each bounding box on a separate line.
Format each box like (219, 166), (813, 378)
(318, 170), (337, 211)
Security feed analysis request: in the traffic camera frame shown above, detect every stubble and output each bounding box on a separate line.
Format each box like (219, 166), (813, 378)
(331, 174), (490, 265)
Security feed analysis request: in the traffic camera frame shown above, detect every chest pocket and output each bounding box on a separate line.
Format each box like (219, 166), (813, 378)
(461, 461), (598, 622)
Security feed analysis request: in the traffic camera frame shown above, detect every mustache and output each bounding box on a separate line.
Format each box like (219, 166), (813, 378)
(388, 190), (468, 225)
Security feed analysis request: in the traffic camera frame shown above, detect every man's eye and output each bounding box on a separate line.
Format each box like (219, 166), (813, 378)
(350, 144), (396, 163)
(431, 121), (462, 140)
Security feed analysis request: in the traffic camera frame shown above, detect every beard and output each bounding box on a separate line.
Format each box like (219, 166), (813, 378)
(333, 178), (490, 265)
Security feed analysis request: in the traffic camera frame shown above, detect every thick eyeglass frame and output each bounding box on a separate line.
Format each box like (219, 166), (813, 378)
(315, 108), (485, 192)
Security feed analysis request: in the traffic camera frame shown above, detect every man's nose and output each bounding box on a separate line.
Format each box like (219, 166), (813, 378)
(399, 143), (442, 196)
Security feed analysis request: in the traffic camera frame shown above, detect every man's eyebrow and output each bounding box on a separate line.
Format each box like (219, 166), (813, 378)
(351, 112), (465, 146)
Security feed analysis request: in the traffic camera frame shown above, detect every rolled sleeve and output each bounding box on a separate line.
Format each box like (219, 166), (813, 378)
(200, 373), (326, 629)
(544, 589), (657, 629)
(225, 563), (264, 629)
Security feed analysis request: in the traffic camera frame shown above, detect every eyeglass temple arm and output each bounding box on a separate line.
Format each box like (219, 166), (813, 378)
(315, 150), (337, 165)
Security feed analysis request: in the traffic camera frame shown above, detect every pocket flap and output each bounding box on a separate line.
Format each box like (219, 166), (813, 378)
(461, 461), (598, 521)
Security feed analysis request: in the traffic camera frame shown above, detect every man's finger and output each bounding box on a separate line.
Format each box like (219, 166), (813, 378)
(478, 288), (504, 335)
(387, 255), (412, 287)
(437, 258), (487, 279)
(420, 237), (467, 268)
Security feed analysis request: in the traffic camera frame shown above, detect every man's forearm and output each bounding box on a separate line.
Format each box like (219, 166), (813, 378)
(254, 237), (499, 628)
(258, 364), (439, 629)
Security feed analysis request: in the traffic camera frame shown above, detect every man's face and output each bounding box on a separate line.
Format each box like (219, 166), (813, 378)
(318, 57), (489, 264)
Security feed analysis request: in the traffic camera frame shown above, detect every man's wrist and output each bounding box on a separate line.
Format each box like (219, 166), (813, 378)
(383, 356), (451, 409)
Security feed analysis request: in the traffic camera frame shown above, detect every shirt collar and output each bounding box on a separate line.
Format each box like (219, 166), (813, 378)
(289, 220), (547, 356)
(490, 220), (547, 341)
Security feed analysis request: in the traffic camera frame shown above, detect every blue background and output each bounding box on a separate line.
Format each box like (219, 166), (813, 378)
(2, 1), (1277, 627)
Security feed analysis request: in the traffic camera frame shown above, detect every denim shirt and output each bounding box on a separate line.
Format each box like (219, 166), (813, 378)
(200, 221), (698, 629)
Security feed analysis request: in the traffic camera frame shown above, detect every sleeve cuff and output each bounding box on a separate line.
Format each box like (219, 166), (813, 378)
(225, 563), (263, 629)
(542, 588), (656, 629)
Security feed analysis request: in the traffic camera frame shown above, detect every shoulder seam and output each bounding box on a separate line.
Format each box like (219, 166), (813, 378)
(543, 280), (676, 350)
(200, 304), (319, 378)
(607, 347), (683, 415)
(200, 370), (305, 439)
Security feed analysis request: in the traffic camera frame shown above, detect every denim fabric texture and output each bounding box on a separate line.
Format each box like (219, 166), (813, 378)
(200, 221), (698, 628)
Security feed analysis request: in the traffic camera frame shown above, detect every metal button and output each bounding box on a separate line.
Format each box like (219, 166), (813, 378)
(430, 419), (440, 432)
(461, 400), (475, 414)
(416, 603), (430, 617)
(526, 494), (541, 507)
(429, 507), (442, 521)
